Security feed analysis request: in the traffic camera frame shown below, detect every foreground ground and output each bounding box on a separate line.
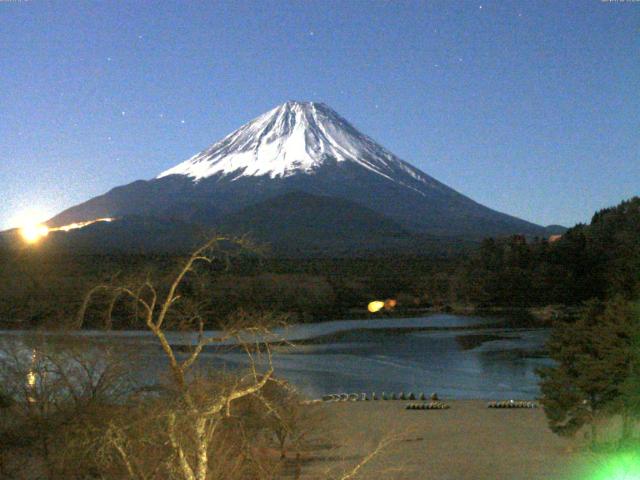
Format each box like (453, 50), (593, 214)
(297, 400), (599, 480)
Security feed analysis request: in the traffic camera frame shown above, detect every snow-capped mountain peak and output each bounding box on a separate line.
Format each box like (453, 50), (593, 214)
(48, 101), (548, 240)
(157, 101), (423, 184)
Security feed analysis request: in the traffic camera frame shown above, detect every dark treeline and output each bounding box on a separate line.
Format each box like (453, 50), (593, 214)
(456, 196), (640, 307)
(1, 197), (638, 328)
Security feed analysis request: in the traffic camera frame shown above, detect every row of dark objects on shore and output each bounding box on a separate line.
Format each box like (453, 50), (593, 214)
(406, 401), (450, 410)
(318, 393), (539, 409)
(406, 400), (539, 410)
(487, 400), (539, 409)
(321, 392), (439, 402)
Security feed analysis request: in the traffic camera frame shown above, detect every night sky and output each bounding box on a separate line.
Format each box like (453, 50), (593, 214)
(1, 0), (638, 229)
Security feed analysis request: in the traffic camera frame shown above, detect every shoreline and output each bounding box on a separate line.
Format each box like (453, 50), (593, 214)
(0, 304), (573, 331)
(299, 399), (590, 480)
(0, 314), (548, 349)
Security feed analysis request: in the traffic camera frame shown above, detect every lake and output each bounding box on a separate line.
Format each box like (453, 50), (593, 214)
(0, 314), (552, 400)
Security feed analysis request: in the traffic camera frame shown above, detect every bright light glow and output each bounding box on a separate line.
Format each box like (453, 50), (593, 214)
(368, 301), (385, 313)
(20, 223), (49, 244)
(26, 349), (37, 400)
(11, 209), (50, 244)
(26, 371), (36, 388)
(16, 216), (115, 245)
(54, 217), (114, 232)
(582, 452), (640, 480)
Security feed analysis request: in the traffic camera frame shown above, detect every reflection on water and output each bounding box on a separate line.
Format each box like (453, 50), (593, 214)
(0, 314), (551, 400)
(248, 327), (551, 399)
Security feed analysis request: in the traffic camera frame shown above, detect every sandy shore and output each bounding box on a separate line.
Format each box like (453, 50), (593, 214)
(298, 400), (593, 480)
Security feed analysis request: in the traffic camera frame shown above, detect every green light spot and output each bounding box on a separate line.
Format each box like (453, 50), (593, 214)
(587, 453), (640, 480)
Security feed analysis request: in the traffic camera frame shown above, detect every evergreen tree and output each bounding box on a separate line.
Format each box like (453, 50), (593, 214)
(613, 300), (640, 441)
(538, 297), (639, 445)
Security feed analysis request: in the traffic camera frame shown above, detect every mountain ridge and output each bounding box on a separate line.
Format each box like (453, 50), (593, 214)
(157, 101), (433, 189)
(47, 101), (554, 246)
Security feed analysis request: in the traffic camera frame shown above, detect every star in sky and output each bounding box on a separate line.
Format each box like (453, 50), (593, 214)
(1, 0), (634, 231)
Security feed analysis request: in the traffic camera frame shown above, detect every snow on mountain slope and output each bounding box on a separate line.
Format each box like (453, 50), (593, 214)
(47, 100), (549, 240)
(157, 101), (436, 193)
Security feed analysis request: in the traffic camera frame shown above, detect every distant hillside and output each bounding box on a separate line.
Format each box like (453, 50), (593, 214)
(217, 191), (417, 256)
(544, 225), (568, 236)
(0, 192), (478, 257)
(444, 196), (640, 307)
(0, 216), (208, 255)
(567, 196), (640, 298)
(0, 196), (634, 328)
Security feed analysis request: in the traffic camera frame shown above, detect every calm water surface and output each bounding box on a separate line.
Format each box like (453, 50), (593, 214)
(0, 314), (551, 400)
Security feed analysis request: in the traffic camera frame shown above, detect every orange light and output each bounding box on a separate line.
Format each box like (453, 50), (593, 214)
(54, 217), (114, 232)
(368, 301), (385, 313)
(20, 223), (49, 244)
(17, 216), (115, 244)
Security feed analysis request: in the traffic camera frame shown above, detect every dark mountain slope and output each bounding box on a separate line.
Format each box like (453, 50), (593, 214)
(46, 101), (553, 249)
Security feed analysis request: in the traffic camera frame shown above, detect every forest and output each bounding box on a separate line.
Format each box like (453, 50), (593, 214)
(0, 197), (638, 329)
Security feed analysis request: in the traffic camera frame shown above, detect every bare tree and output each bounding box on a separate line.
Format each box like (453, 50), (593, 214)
(78, 236), (288, 480)
(337, 434), (402, 480)
(0, 333), (135, 479)
(254, 379), (320, 460)
(0, 235), (401, 480)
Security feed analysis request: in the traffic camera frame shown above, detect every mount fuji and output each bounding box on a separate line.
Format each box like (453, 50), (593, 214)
(46, 101), (555, 254)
